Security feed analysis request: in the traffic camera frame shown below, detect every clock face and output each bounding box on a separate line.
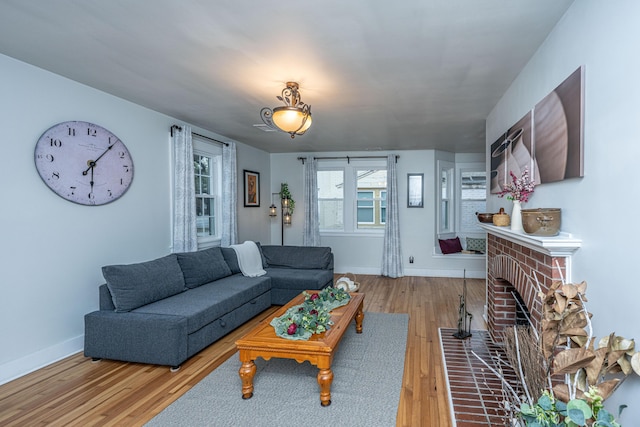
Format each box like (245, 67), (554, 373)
(34, 121), (134, 206)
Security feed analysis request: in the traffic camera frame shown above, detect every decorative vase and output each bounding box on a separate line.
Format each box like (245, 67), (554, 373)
(510, 200), (523, 232)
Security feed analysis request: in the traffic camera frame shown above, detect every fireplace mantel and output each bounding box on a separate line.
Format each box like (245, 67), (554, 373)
(478, 223), (581, 257)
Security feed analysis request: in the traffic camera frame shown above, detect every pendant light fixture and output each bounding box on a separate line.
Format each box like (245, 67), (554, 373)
(260, 82), (312, 138)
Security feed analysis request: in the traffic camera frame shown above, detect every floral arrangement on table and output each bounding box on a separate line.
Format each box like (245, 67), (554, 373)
(498, 167), (536, 202)
(270, 287), (351, 340)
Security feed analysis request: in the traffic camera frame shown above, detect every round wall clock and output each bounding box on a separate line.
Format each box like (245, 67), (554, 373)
(34, 121), (134, 205)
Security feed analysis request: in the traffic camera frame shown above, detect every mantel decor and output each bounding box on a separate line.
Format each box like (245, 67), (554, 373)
(270, 287), (351, 340)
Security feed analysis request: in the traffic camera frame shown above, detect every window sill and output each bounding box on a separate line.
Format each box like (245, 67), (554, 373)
(320, 231), (384, 238)
(432, 250), (486, 259)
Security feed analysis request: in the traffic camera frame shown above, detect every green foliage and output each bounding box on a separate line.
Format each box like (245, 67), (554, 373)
(279, 182), (295, 214)
(519, 389), (623, 427)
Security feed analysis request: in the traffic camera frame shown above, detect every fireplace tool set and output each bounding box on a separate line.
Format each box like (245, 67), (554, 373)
(453, 270), (473, 339)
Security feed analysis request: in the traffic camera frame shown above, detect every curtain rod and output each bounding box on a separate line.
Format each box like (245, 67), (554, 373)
(170, 125), (229, 146)
(297, 155), (399, 164)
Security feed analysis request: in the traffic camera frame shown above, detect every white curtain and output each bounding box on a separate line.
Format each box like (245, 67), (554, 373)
(221, 140), (238, 246)
(172, 125), (198, 253)
(381, 154), (404, 277)
(303, 155), (321, 246)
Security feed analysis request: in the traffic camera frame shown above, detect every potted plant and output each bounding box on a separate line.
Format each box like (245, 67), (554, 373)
(279, 182), (295, 214)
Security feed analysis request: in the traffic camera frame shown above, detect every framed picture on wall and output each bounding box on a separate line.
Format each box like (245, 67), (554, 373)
(243, 170), (260, 207)
(407, 173), (424, 207)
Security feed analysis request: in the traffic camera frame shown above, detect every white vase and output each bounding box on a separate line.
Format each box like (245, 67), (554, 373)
(511, 200), (523, 232)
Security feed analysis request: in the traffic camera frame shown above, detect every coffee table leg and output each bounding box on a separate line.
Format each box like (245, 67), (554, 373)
(317, 368), (334, 406)
(239, 360), (256, 399)
(355, 303), (364, 334)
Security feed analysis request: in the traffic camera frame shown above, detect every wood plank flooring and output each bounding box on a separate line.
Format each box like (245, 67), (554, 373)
(0, 275), (487, 427)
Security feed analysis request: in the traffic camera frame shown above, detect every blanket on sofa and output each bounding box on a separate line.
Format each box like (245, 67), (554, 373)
(230, 241), (266, 277)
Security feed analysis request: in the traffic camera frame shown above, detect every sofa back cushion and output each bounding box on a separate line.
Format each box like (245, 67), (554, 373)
(102, 254), (186, 312)
(261, 245), (332, 269)
(177, 247), (232, 288)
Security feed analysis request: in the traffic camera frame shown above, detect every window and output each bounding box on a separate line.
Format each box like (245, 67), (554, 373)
(459, 168), (486, 232)
(438, 160), (454, 234)
(193, 136), (222, 247)
(317, 162), (387, 233)
(317, 169), (344, 230)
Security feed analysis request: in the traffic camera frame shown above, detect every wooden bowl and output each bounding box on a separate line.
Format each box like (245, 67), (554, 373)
(476, 212), (494, 223)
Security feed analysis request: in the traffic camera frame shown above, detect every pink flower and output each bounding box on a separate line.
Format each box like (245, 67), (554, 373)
(498, 167), (535, 202)
(310, 293), (319, 301)
(287, 323), (298, 335)
(310, 309), (318, 315)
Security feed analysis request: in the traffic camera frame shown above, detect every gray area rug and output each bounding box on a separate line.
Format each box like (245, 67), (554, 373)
(146, 312), (409, 427)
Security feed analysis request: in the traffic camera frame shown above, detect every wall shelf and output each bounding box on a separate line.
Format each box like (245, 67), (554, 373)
(478, 223), (582, 257)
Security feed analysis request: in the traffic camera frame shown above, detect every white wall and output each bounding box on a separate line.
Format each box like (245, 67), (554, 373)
(0, 53), (270, 384)
(486, 0), (640, 418)
(270, 151), (486, 278)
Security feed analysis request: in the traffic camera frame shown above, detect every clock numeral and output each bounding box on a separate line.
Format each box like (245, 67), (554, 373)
(88, 192), (95, 200)
(69, 186), (76, 196)
(123, 165), (130, 173)
(49, 138), (62, 147)
(120, 178), (124, 185)
(51, 172), (60, 180)
(87, 128), (97, 137)
(107, 189), (113, 197)
(118, 151), (126, 159)
(36, 154), (55, 162)
(68, 128), (76, 136)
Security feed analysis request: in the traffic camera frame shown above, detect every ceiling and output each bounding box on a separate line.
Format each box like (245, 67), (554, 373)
(0, 0), (573, 154)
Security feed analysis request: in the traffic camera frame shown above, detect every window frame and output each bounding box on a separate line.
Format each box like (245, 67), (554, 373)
(317, 160), (387, 236)
(192, 136), (222, 248)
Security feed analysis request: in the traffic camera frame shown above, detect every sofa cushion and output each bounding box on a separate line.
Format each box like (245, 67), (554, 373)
(261, 246), (332, 269)
(177, 247), (232, 289)
(133, 274), (271, 334)
(266, 267), (333, 290)
(221, 247), (241, 274)
(102, 254), (186, 312)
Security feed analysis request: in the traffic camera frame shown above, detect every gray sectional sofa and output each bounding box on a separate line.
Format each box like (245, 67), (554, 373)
(84, 244), (333, 368)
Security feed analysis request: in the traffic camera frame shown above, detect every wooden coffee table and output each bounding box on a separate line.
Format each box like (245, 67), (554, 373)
(235, 291), (365, 406)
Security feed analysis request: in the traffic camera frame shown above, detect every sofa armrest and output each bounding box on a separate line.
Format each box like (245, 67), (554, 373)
(84, 311), (188, 367)
(99, 284), (116, 311)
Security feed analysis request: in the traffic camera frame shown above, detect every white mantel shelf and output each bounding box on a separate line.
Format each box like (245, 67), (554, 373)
(478, 223), (582, 257)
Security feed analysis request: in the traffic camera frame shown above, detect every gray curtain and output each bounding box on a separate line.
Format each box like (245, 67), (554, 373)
(221, 141), (238, 246)
(172, 125), (198, 253)
(381, 154), (404, 277)
(303, 155), (321, 246)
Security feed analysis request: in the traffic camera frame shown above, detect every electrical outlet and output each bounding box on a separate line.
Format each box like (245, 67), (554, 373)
(409, 255), (414, 263)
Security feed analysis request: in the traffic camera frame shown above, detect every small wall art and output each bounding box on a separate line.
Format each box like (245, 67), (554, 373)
(243, 170), (260, 207)
(407, 173), (424, 207)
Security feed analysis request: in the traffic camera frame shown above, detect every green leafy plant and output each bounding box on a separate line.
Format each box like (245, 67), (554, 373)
(519, 388), (625, 427)
(279, 182), (295, 214)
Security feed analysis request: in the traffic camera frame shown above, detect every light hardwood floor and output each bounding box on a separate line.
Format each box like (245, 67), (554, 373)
(0, 275), (486, 427)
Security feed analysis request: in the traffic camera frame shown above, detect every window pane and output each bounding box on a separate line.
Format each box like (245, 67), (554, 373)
(318, 199), (343, 230)
(461, 171), (486, 231)
(318, 170), (344, 230)
(357, 170), (386, 229)
(196, 197), (215, 237)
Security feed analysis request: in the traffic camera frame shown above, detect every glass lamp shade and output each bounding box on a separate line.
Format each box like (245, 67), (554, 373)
(269, 204), (277, 217)
(281, 197), (290, 208)
(283, 211), (292, 225)
(272, 107), (312, 133)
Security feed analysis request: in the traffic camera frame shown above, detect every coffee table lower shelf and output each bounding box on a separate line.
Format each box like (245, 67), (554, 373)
(235, 291), (365, 406)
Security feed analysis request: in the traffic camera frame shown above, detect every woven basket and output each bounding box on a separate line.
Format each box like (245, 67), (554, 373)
(336, 272), (360, 292)
(493, 213), (510, 227)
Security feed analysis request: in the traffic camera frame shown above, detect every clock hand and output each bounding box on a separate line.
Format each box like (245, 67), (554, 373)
(82, 141), (118, 175)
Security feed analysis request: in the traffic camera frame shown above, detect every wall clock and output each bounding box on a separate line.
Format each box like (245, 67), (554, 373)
(34, 121), (134, 205)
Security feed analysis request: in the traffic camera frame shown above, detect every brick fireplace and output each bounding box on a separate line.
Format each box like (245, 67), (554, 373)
(478, 224), (581, 343)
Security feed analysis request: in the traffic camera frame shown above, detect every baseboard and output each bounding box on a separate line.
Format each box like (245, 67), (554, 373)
(334, 267), (486, 279)
(0, 334), (84, 386)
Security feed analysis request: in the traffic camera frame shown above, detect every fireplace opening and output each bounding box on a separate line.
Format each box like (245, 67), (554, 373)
(513, 289), (531, 327)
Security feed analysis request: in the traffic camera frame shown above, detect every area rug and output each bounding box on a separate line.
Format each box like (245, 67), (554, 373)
(146, 312), (409, 427)
(439, 328), (519, 426)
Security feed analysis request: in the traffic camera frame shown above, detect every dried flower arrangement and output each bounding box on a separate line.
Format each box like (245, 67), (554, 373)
(473, 265), (640, 426)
